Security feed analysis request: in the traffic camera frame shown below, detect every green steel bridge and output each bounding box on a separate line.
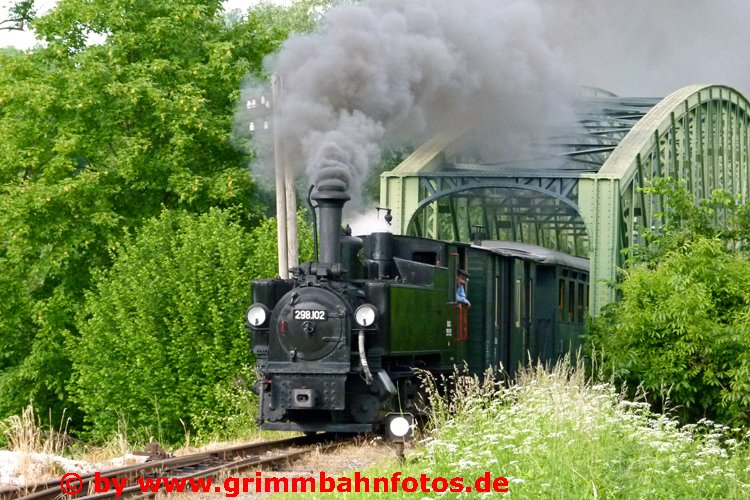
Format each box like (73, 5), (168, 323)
(379, 85), (750, 314)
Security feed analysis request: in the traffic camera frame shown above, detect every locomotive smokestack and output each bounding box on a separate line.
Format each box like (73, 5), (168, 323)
(312, 184), (350, 265)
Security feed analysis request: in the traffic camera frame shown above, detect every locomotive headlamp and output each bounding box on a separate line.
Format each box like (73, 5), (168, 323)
(389, 416), (410, 437)
(246, 304), (270, 328)
(385, 412), (415, 442)
(354, 304), (378, 328)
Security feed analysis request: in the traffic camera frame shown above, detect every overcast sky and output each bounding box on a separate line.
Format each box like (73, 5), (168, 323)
(3, 1), (750, 98)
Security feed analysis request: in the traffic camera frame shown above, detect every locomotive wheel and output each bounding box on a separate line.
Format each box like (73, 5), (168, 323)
(350, 393), (381, 423)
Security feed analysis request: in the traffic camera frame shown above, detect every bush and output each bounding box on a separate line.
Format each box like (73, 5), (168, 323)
(71, 208), (316, 443)
(588, 178), (750, 427)
(590, 237), (750, 426)
(71, 208), (258, 443)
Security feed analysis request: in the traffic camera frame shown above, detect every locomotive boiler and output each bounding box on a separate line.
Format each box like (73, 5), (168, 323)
(246, 184), (589, 434)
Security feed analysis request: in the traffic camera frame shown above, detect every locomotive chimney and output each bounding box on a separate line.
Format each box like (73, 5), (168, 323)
(312, 184), (350, 265)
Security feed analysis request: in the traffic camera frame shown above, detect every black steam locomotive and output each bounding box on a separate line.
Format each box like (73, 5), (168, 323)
(246, 185), (589, 434)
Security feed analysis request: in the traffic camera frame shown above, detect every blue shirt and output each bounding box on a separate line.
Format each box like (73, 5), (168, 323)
(456, 284), (470, 305)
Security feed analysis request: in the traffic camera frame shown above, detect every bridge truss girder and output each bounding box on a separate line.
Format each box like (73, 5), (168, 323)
(381, 85), (750, 315)
(581, 85), (750, 313)
(403, 175), (588, 257)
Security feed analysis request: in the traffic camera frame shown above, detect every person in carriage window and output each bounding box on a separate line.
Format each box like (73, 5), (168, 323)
(456, 269), (471, 308)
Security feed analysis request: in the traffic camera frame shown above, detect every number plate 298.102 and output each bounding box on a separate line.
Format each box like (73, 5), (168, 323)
(293, 309), (327, 321)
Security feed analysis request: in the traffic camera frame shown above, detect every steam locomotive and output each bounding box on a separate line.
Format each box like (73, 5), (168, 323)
(246, 184), (589, 434)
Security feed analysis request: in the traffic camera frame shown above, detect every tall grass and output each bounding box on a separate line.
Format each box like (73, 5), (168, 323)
(0, 404), (70, 456)
(0, 404), (72, 481)
(354, 359), (750, 499)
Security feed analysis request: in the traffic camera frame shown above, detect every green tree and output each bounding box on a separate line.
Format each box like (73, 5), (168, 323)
(0, 0), (323, 426)
(0, 0), (35, 32)
(590, 179), (750, 426)
(627, 177), (750, 265)
(72, 208), (315, 442)
(72, 209), (255, 443)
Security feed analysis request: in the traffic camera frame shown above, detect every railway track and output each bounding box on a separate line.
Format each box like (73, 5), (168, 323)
(1, 433), (351, 500)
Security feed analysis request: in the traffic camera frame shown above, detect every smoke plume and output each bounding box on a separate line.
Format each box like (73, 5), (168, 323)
(247, 0), (577, 207)
(240, 0), (750, 208)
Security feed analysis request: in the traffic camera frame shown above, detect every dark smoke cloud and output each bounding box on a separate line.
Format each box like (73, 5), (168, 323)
(247, 0), (577, 207)
(239, 0), (750, 207)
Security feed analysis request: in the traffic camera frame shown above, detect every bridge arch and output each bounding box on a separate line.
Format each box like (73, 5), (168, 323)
(381, 84), (750, 314)
(581, 85), (750, 312)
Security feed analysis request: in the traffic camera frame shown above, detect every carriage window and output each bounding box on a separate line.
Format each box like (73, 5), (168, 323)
(527, 279), (534, 324)
(568, 281), (575, 322)
(515, 279), (521, 328)
(494, 276), (500, 328)
(577, 283), (585, 323)
(458, 247), (468, 271)
(558, 279), (565, 321)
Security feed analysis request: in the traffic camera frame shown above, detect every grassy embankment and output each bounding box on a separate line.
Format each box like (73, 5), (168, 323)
(343, 361), (750, 499)
(4, 360), (750, 497)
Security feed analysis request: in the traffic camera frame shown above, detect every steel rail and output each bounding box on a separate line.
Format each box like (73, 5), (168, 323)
(2, 434), (346, 500)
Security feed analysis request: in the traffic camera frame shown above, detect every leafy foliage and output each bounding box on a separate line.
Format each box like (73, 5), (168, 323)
(589, 178), (750, 426)
(72, 208), (316, 443)
(0, 0), (325, 431)
(627, 177), (750, 264)
(73, 209), (249, 442)
(0, 0), (35, 31)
